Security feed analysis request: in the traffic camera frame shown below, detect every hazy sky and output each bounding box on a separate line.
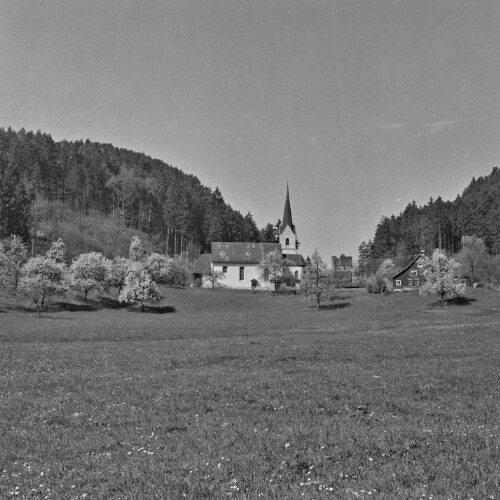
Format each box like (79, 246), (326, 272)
(1, 0), (499, 260)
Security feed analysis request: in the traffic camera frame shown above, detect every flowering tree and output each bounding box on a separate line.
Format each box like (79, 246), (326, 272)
(258, 249), (294, 292)
(419, 249), (465, 304)
(0, 235), (28, 291)
(108, 256), (131, 293)
(46, 237), (67, 263)
(374, 258), (398, 293)
(118, 262), (160, 311)
(68, 252), (110, 300)
(302, 250), (335, 308)
(19, 256), (67, 317)
(144, 252), (174, 284)
(129, 236), (146, 262)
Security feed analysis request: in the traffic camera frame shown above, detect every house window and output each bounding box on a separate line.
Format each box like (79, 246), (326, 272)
(395, 279), (401, 286)
(239, 267), (244, 281)
(264, 268), (270, 281)
(285, 238), (290, 246)
(411, 270), (418, 276)
(408, 278), (413, 285)
(414, 279), (420, 286)
(222, 266), (228, 273)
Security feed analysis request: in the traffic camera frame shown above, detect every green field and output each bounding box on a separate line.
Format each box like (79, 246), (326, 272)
(0, 288), (499, 499)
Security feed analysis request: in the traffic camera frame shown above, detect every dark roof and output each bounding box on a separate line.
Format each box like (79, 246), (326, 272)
(193, 253), (212, 274)
(392, 254), (423, 280)
(284, 253), (307, 267)
(211, 242), (282, 264)
(280, 184), (296, 234)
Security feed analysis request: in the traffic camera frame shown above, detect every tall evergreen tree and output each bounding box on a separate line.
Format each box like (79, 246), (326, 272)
(0, 154), (30, 241)
(242, 212), (260, 242)
(259, 222), (278, 243)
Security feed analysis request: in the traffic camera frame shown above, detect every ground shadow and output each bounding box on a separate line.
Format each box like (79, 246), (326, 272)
(2, 302), (98, 314)
(99, 297), (129, 309)
(448, 296), (477, 306)
(4, 304), (42, 313)
(127, 305), (177, 314)
(313, 302), (351, 311)
(0, 296), (176, 315)
(51, 302), (98, 312)
(429, 297), (477, 307)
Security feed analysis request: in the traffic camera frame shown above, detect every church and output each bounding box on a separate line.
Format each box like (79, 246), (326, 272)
(193, 185), (307, 290)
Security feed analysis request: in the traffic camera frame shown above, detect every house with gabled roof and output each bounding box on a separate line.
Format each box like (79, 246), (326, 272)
(392, 252), (426, 290)
(193, 185), (307, 290)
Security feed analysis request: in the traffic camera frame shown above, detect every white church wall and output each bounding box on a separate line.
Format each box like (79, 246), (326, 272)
(209, 264), (274, 290)
(201, 263), (304, 290)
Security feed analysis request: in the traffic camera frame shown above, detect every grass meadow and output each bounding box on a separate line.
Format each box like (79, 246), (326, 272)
(0, 287), (499, 499)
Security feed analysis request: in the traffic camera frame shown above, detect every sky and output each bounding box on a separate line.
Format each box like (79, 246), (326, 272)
(1, 0), (499, 261)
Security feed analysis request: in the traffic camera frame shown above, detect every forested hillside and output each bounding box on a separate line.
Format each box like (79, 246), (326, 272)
(360, 166), (500, 268)
(0, 127), (273, 258)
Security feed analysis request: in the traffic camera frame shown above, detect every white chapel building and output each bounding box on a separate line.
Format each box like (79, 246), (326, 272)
(193, 185), (307, 290)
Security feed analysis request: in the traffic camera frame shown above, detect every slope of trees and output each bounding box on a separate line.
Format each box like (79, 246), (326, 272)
(359, 166), (500, 268)
(0, 127), (267, 258)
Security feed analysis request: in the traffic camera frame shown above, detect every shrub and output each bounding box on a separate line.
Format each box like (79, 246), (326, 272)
(169, 253), (192, 287)
(366, 274), (386, 293)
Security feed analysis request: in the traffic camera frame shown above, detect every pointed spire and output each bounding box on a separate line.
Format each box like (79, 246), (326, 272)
(280, 182), (295, 234)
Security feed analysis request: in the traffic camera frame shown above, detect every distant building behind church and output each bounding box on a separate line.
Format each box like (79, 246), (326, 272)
(332, 254), (353, 271)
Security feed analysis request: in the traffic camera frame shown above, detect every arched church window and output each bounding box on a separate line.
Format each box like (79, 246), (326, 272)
(285, 238), (290, 246)
(294, 270), (298, 278)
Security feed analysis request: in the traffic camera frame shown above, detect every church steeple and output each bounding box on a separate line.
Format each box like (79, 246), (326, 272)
(279, 183), (299, 254)
(280, 182), (295, 234)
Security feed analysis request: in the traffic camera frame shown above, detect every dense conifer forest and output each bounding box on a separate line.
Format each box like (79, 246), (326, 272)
(360, 166), (500, 269)
(0, 127), (275, 258)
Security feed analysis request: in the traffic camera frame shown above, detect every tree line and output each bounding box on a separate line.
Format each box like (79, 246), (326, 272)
(0, 127), (277, 258)
(358, 166), (500, 273)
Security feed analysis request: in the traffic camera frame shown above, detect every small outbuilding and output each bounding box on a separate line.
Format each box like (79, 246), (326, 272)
(193, 253), (213, 286)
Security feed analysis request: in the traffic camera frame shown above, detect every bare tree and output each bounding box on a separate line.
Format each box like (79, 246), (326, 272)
(481, 254), (500, 289)
(205, 269), (225, 290)
(456, 235), (487, 285)
(302, 250), (336, 308)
